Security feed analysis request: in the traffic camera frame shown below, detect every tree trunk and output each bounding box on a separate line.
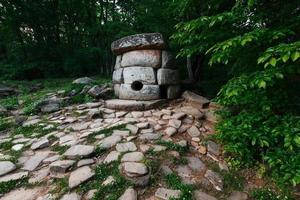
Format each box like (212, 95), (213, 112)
(186, 56), (194, 82)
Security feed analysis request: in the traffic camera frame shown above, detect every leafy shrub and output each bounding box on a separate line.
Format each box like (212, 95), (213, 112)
(250, 188), (292, 200)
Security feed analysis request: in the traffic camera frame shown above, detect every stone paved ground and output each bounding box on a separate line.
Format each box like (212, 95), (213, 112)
(0, 91), (249, 200)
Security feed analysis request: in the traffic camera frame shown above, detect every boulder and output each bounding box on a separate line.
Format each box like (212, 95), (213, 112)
(0, 85), (18, 98)
(88, 84), (113, 99)
(72, 77), (94, 85)
(157, 69), (179, 85)
(63, 145), (95, 159)
(123, 67), (156, 84)
(182, 91), (210, 109)
(119, 188), (137, 200)
(121, 50), (161, 68)
(111, 33), (165, 55)
(119, 84), (160, 100)
(115, 55), (122, 69)
(68, 166), (95, 189)
(0, 161), (16, 176)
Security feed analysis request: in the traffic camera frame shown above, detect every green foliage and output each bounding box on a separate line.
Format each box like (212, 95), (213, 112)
(51, 145), (69, 155)
(0, 177), (28, 194)
(250, 188), (292, 200)
(165, 173), (195, 200)
(79, 162), (132, 200)
(173, 0), (300, 188)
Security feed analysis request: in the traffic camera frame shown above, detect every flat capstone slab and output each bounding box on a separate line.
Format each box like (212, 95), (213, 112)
(63, 145), (95, 159)
(111, 33), (165, 55)
(105, 99), (166, 111)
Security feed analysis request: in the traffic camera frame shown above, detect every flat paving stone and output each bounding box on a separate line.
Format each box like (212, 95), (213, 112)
(119, 188), (138, 200)
(139, 133), (161, 141)
(122, 162), (148, 176)
(104, 151), (121, 164)
(0, 171), (28, 183)
(116, 142), (137, 152)
(31, 138), (49, 150)
(187, 126), (201, 137)
(204, 170), (223, 191)
(63, 145), (95, 159)
(98, 135), (122, 149)
(69, 166), (95, 189)
(105, 99), (166, 111)
(186, 157), (206, 172)
(0, 161), (16, 176)
(22, 152), (49, 171)
(61, 192), (81, 200)
(193, 190), (217, 200)
(121, 152), (144, 162)
(0, 187), (43, 200)
(155, 187), (181, 200)
(50, 160), (76, 174)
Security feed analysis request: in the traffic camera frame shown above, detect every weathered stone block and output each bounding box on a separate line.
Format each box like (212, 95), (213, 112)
(123, 67), (156, 84)
(111, 33), (166, 55)
(121, 50), (161, 68)
(119, 84), (160, 100)
(157, 69), (179, 85)
(114, 84), (120, 97)
(167, 85), (181, 99)
(162, 51), (175, 68)
(112, 68), (123, 83)
(115, 55), (122, 69)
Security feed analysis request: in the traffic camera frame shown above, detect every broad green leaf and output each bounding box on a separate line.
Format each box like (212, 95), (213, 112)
(258, 80), (266, 89)
(269, 58), (277, 67)
(282, 54), (289, 62)
(291, 51), (300, 61)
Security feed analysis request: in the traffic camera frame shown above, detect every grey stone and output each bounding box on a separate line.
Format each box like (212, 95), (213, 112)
(121, 152), (144, 162)
(207, 141), (220, 156)
(73, 77), (94, 85)
(118, 188), (137, 200)
(102, 176), (115, 186)
(164, 127), (177, 137)
(116, 142), (137, 152)
(121, 50), (161, 68)
(11, 144), (24, 151)
(22, 152), (49, 171)
(126, 124), (139, 135)
(113, 130), (130, 138)
(157, 69), (179, 85)
(193, 190), (217, 200)
(99, 135), (122, 149)
(113, 68), (124, 83)
(0, 187), (43, 200)
(119, 84), (160, 100)
(162, 50), (175, 68)
(228, 191), (248, 200)
(64, 145), (95, 159)
(0, 161), (16, 176)
(181, 106), (203, 119)
(0, 171), (28, 183)
(153, 145), (167, 152)
(139, 133), (161, 141)
(50, 160), (76, 174)
(41, 103), (60, 113)
(122, 162), (148, 176)
(104, 151), (121, 164)
(155, 188), (181, 200)
(111, 33), (165, 55)
(167, 85), (181, 99)
(88, 85), (112, 98)
(187, 126), (201, 137)
(182, 91), (210, 109)
(105, 99), (166, 111)
(77, 159), (95, 167)
(123, 66), (156, 84)
(69, 166), (95, 189)
(114, 84), (121, 97)
(61, 192), (81, 200)
(115, 55), (122, 69)
(31, 138), (49, 150)
(168, 119), (182, 129)
(204, 170), (223, 191)
(186, 157), (206, 172)
(28, 167), (49, 184)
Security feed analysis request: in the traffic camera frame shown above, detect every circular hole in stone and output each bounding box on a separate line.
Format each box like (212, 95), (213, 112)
(131, 81), (143, 91)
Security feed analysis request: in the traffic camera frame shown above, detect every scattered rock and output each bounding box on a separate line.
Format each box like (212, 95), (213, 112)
(126, 124), (139, 135)
(22, 152), (49, 171)
(204, 170), (223, 191)
(187, 126), (201, 137)
(69, 166), (95, 189)
(119, 188), (138, 200)
(11, 144), (24, 151)
(228, 191), (248, 200)
(164, 127), (177, 137)
(77, 159), (95, 167)
(207, 141), (220, 156)
(0, 171), (28, 183)
(181, 106), (203, 119)
(104, 151), (121, 164)
(50, 160), (76, 174)
(61, 192), (81, 200)
(122, 162), (148, 176)
(186, 157), (206, 172)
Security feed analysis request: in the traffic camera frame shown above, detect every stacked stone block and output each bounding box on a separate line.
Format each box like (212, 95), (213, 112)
(111, 33), (181, 100)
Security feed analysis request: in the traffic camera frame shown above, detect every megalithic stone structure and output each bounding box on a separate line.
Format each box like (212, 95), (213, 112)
(111, 33), (181, 100)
